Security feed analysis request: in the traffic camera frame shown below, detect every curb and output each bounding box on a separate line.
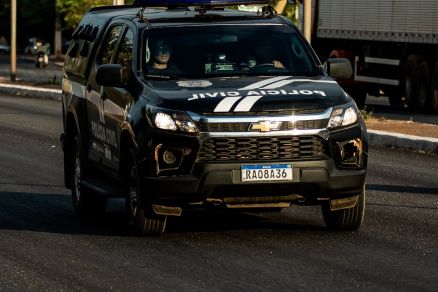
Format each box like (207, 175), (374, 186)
(368, 130), (438, 154)
(0, 82), (61, 100)
(1, 83), (437, 154)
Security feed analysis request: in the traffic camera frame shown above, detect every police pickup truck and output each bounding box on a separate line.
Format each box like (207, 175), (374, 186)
(61, 0), (368, 235)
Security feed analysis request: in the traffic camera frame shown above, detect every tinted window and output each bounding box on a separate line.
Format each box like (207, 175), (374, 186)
(143, 25), (317, 78)
(115, 28), (134, 83)
(99, 25), (123, 65)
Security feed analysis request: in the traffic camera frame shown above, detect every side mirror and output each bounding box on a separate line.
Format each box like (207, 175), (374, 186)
(96, 64), (123, 87)
(325, 58), (353, 80)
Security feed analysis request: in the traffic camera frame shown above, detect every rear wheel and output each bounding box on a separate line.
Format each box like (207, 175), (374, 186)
(321, 185), (365, 231)
(70, 136), (107, 217)
(431, 62), (438, 114)
(126, 149), (167, 236)
(403, 55), (430, 112)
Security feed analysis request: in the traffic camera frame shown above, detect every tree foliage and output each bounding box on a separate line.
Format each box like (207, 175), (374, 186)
(55, 0), (295, 31)
(56, 0), (127, 30)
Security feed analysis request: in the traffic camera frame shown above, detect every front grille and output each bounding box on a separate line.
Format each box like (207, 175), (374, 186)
(198, 136), (327, 161)
(197, 122), (249, 132)
(280, 119), (328, 130)
(196, 119), (328, 132)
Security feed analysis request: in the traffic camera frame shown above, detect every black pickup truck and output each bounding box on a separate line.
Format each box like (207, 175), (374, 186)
(61, 0), (368, 235)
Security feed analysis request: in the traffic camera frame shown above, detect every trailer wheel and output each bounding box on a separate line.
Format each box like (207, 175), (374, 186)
(431, 62), (438, 114)
(403, 55), (429, 112)
(387, 92), (402, 107)
(349, 88), (367, 109)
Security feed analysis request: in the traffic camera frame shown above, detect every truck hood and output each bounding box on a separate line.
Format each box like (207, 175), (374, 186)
(141, 75), (351, 114)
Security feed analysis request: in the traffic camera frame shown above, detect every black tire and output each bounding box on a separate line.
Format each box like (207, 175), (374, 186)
(386, 88), (403, 108)
(403, 55), (430, 112)
(321, 185), (365, 231)
(70, 136), (107, 217)
(126, 149), (166, 235)
(388, 93), (403, 108)
(431, 62), (438, 114)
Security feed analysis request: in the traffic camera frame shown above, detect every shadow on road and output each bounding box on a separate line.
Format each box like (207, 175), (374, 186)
(367, 184), (438, 195)
(0, 191), (326, 236)
(167, 208), (326, 234)
(0, 191), (129, 236)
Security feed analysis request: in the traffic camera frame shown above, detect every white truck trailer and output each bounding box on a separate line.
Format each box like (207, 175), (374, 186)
(312, 0), (438, 113)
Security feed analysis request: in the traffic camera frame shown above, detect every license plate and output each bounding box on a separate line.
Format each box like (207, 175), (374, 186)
(241, 164), (293, 182)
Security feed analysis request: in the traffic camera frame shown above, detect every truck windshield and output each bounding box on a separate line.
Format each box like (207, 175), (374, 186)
(143, 25), (318, 78)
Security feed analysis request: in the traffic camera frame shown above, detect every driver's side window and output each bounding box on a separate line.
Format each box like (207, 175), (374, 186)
(99, 25), (123, 65)
(115, 28), (134, 84)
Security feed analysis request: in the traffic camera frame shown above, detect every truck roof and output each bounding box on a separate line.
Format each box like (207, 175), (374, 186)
(85, 5), (283, 26)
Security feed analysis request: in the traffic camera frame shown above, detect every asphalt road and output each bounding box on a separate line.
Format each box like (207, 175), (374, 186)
(0, 93), (437, 291)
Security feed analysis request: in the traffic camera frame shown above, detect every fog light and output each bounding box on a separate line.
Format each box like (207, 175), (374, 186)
(340, 142), (358, 162)
(337, 139), (363, 168)
(163, 150), (177, 164)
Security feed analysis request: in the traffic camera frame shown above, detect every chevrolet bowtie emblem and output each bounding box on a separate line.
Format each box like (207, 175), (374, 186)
(249, 121), (282, 132)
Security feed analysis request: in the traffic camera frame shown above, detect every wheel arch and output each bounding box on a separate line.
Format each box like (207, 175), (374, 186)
(118, 122), (138, 181)
(64, 106), (83, 189)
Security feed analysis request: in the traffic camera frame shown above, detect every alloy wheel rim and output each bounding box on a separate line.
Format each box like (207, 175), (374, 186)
(74, 152), (81, 203)
(433, 69), (438, 111)
(405, 75), (412, 102)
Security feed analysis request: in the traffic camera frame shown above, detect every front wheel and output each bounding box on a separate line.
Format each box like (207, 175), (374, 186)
(321, 185), (366, 231)
(126, 150), (167, 235)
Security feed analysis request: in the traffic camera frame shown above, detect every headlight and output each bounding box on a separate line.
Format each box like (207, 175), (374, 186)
(155, 113), (177, 131)
(328, 103), (358, 129)
(148, 106), (198, 134)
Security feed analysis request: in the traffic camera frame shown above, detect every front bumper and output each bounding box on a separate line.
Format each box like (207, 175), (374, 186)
(144, 157), (367, 206)
(142, 119), (368, 207)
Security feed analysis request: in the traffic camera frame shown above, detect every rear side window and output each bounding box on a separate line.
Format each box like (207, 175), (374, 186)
(64, 24), (100, 78)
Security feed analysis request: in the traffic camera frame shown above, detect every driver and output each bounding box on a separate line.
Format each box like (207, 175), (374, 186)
(147, 39), (182, 75)
(254, 42), (285, 69)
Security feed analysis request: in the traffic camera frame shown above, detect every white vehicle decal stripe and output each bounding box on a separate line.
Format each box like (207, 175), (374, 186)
(213, 96), (243, 112)
(239, 76), (292, 90)
(234, 95), (263, 112)
(261, 79), (337, 89)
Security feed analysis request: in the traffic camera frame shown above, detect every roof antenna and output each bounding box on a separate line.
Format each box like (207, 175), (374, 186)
(259, 4), (276, 16)
(137, 7), (147, 23)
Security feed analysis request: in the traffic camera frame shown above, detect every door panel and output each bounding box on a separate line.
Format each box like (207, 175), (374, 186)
(86, 25), (123, 167)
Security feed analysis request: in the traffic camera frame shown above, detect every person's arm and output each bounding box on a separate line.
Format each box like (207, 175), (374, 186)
(273, 60), (285, 68)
